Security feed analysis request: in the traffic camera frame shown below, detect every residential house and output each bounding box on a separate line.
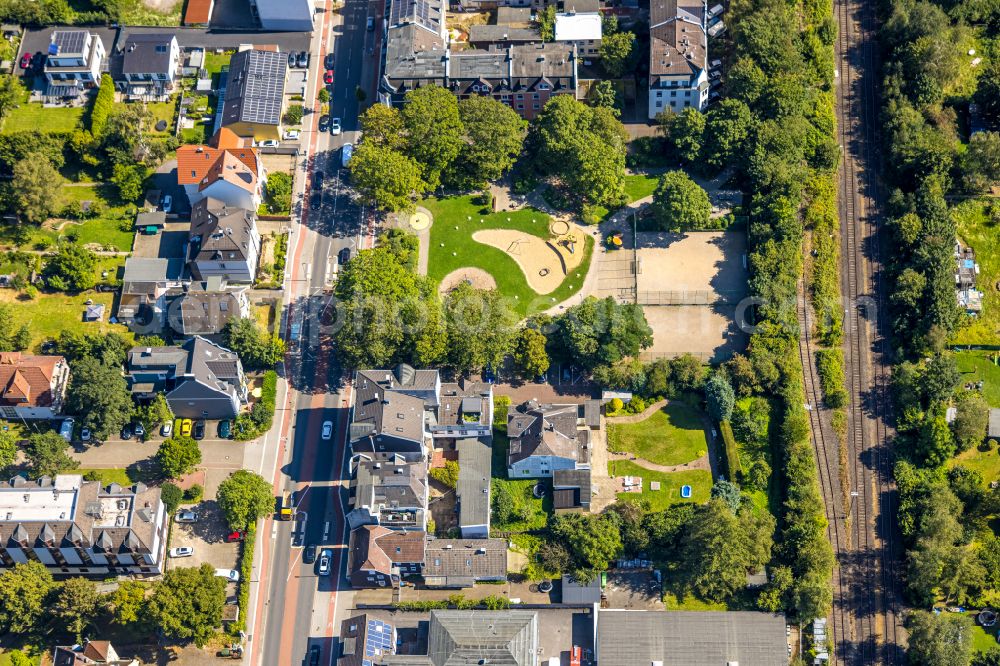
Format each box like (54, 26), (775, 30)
(380, 0), (580, 121)
(338, 615), (396, 665)
(221, 49), (288, 142)
(176, 128), (266, 211)
(250, 0), (315, 30)
(347, 460), (429, 531)
(118, 33), (180, 99)
(0, 475), (168, 576)
(554, 0), (603, 59)
(552, 467), (592, 513)
(127, 337), (248, 419)
(53, 640), (138, 666)
(647, 0), (709, 119)
(166, 277), (251, 337)
(380, 610), (538, 665)
(423, 538), (507, 588)
(347, 525), (425, 588)
(349, 366), (493, 463)
(116, 258), (187, 332)
(455, 437), (491, 538)
(0, 352), (70, 420)
(43, 30), (106, 97)
(595, 609), (788, 666)
(468, 8), (540, 48)
(956, 243), (984, 316)
(507, 401), (592, 478)
(188, 198), (261, 284)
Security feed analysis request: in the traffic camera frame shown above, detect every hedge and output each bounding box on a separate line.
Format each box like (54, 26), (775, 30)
(234, 371), (278, 441)
(719, 420), (742, 481)
(816, 348), (848, 409)
(230, 522), (257, 634)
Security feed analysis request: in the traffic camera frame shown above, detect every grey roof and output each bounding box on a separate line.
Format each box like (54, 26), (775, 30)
(223, 49), (287, 126)
(127, 336), (243, 394)
(189, 197), (256, 268)
(468, 25), (541, 44)
(990, 408), (1000, 439)
(135, 210), (166, 228)
(350, 367), (439, 448)
(122, 257), (185, 285)
(496, 6), (532, 25)
(507, 402), (590, 467)
(339, 614), (396, 666)
(383, 610), (537, 666)
(389, 0), (444, 33)
(552, 468), (591, 510)
(121, 33), (175, 74)
(649, 0), (708, 82)
(596, 609), (788, 666)
(354, 460), (427, 509)
(456, 438), (491, 529)
(561, 574), (602, 603)
(423, 539), (507, 584)
(170, 284), (244, 336)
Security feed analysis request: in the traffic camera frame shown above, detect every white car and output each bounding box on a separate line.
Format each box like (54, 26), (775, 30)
(161, 194), (172, 212)
(215, 568), (240, 582)
(259, 139), (280, 148)
(168, 547), (193, 558)
(283, 129), (301, 140)
(341, 143), (353, 168)
(174, 510), (198, 523)
(330, 117), (341, 135)
(318, 549), (332, 576)
(321, 420), (333, 440)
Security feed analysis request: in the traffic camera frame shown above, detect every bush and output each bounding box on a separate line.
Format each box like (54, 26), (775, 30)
(230, 523), (256, 634)
(160, 481), (183, 513)
(183, 484), (204, 503)
(719, 420), (742, 481)
(816, 349), (847, 409)
(282, 104), (304, 125)
(429, 460), (459, 488)
(234, 371), (277, 441)
(608, 397), (624, 413)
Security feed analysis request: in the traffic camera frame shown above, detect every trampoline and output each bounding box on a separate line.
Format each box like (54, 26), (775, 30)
(680, 485), (692, 499)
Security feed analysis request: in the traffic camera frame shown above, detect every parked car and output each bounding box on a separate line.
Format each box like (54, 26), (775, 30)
(283, 129), (301, 141)
(318, 549), (332, 576)
(31, 52), (44, 70)
(341, 143), (353, 167)
(318, 115), (330, 131)
(324, 53), (335, 69)
(215, 568), (240, 582)
(19, 52), (31, 69)
(193, 420), (206, 440)
(59, 417), (74, 442)
(259, 139), (280, 148)
(309, 646), (320, 666)
(225, 530), (244, 543)
(303, 544), (317, 563)
(161, 421), (173, 437)
(314, 170), (324, 184)
(79, 427), (91, 442)
(169, 547), (194, 558)
(321, 420), (333, 440)
(175, 510), (198, 523)
(133, 422), (145, 439)
(330, 117), (341, 135)
(218, 420), (232, 439)
(296, 51), (310, 68)
(287, 52), (298, 68)
(120, 424), (133, 440)
(337, 247), (350, 265)
(180, 419), (193, 437)
(161, 194), (172, 212)
(323, 70), (334, 85)
(310, 193), (322, 210)
(367, 16), (375, 30)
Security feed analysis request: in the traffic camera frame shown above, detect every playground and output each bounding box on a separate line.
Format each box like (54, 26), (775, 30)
(421, 196), (594, 316)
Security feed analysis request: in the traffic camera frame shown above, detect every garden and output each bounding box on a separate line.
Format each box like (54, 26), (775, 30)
(955, 351), (1000, 408)
(608, 459), (711, 511)
(952, 199), (1000, 346)
(606, 401), (708, 466)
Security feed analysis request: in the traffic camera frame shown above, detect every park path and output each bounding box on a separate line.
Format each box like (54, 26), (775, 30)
(607, 450), (710, 473)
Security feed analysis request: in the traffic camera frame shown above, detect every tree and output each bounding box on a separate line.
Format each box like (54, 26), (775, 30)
(156, 436), (202, 479)
(952, 391), (988, 451)
(960, 131), (1000, 193)
(349, 142), (426, 212)
(402, 85), (464, 190)
(592, 358), (646, 392)
(43, 242), (96, 292)
(264, 171), (292, 213)
(491, 481), (518, 525)
(906, 610), (973, 666)
(710, 479), (742, 513)
(0, 430), (15, 471)
(537, 540), (571, 573)
(453, 96), (526, 188)
(606, 501), (650, 554)
(649, 170), (712, 231)
(24, 431), (79, 478)
(144, 564), (226, 645)
(7, 651), (32, 666)
(64, 357), (133, 441)
(537, 4), (556, 41)
(137, 393), (174, 434)
(702, 99), (753, 170)
(443, 283), (518, 373)
(705, 373), (735, 421)
(552, 296), (653, 370)
(100, 104), (161, 166)
(90, 73), (115, 137)
(0, 561), (54, 634)
(600, 31), (636, 78)
(12, 324), (30, 351)
(52, 577), (102, 642)
(915, 412), (957, 468)
(429, 460), (460, 489)
(359, 104), (407, 151)
(550, 513), (623, 582)
(512, 327), (550, 378)
(160, 481), (183, 513)
(216, 470), (275, 530)
(11, 153), (63, 224)
(318, 87), (330, 103)
(111, 162), (144, 203)
(282, 104), (304, 125)
(659, 108), (705, 163)
(0, 75), (23, 123)
(222, 317), (284, 370)
(590, 80), (620, 116)
(108, 580), (147, 627)
(0, 303), (18, 351)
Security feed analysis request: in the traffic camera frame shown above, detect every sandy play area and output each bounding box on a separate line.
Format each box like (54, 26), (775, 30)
(438, 267), (498, 294)
(472, 228), (586, 295)
(635, 231), (747, 302)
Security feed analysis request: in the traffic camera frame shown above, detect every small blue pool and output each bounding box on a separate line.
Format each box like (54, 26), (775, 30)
(680, 485), (692, 499)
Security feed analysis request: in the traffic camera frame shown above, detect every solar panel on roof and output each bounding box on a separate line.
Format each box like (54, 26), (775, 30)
(364, 619), (394, 658)
(53, 31), (86, 55)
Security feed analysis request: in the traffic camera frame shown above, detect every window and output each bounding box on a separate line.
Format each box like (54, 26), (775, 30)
(517, 104), (524, 109)
(538, 83), (549, 90)
(533, 104), (539, 109)
(656, 91), (663, 98)
(532, 93), (539, 99)
(670, 91), (677, 98)
(656, 101), (662, 108)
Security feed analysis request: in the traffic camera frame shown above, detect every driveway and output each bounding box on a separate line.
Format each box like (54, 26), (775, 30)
(167, 500), (240, 583)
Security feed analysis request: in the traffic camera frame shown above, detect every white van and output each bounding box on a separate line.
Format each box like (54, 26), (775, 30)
(59, 417), (75, 442)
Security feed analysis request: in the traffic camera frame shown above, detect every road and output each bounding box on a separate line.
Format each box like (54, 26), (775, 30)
(244, 0), (380, 662)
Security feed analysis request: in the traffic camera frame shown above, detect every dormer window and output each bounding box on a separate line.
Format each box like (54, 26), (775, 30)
(538, 83), (549, 90)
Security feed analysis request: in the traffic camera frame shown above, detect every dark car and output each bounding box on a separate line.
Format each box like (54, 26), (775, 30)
(218, 420), (232, 439)
(297, 51), (310, 69)
(324, 53), (335, 69)
(318, 115), (330, 131)
(310, 194), (322, 210)
(193, 420), (206, 440)
(31, 52), (44, 70)
(309, 645), (320, 666)
(314, 170), (324, 184)
(303, 544), (317, 563)
(287, 52), (297, 68)
(338, 247), (350, 264)
(19, 52), (31, 69)
(120, 424), (133, 440)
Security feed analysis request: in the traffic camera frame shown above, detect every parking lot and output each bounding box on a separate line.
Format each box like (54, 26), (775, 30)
(167, 500), (240, 595)
(603, 571), (665, 610)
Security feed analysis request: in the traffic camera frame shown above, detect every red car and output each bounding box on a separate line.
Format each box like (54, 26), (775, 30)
(225, 530), (245, 543)
(323, 70), (334, 85)
(19, 52), (31, 69)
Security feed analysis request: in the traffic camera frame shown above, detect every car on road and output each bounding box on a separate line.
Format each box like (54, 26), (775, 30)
(296, 51), (310, 69)
(80, 427), (91, 443)
(259, 139), (280, 148)
(225, 530), (245, 542)
(161, 194), (172, 213)
(19, 52), (31, 69)
(318, 115), (330, 131)
(341, 143), (353, 167)
(120, 424), (133, 440)
(330, 117), (341, 135)
(193, 420), (206, 440)
(318, 549), (332, 576)
(309, 646), (321, 666)
(180, 419), (193, 437)
(175, 510), (198, 523)
(367, 16), (375, 30)
(314, 170), (324, 184)
(324, 53), (335, 69)
(218, 420), (232, 439)
(283, 129), (301, 141)
(303, 544), (317, 563)
(215, 568), (240, 582)
(310, 193), (322, 210)
(161, 420), (173, 437)
(338, 247), (350, 265)
(169, 547), (194, 558)
(321, 420), (333, 440)
(323, 69), (334, 84)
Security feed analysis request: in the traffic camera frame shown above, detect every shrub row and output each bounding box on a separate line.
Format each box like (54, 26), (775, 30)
(234, 371), (278, 441)
(230, 522), (257, 635)
(719, 420), (742, 481)
(816, 348), (848, 409)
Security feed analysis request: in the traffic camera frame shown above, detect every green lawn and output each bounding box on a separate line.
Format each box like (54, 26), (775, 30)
(662, 591), (728, 611)
(608, 459), (712, 510)
(78, 468), (134, 486)
(423, 195), (594, 316)
(0, 290), (132, 351)
(1, 99), (84, 134)
(950, 446), (1000, 486)
(955, 351), (1000, 407)
(147, 99), (178, 136)
(624, 173), (659, 202)
(953, 199), (1000, 345)
(490, 431), (550, 532)
(606, 402), (709, 466)
(970, 613), (999, 654)
(204, 52), (232, 75)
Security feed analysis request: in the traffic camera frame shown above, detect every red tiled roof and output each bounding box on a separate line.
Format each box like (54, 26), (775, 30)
(0, 353), (64, 408)
(176, 129), (260, 190)
(184, 0), (214, 25)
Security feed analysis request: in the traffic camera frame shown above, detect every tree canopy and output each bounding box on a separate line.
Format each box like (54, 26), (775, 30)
(349, 142), (426, 212)
(0, 561), (54, 635)
(156, 436), (202, 480)
(453, 96), (526, 188)
(443, 283), (518, 373)
(144, 564), (226, 645)
(24, 431), (79, 478)
(649, 170), (712, 231)
(43, 242), (97, 292)
(64, 356), (133, 441)
(401, 85), (464, 190)
(217, 470), (275, 530)
(550, 513), (623, 582)
(551, 296), (653, 370)
(222, 317), (284, 370)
